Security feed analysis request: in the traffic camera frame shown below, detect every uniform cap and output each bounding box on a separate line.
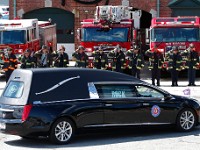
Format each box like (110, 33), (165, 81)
(7, 47), (12, 51)
(172, 46), (178, 51)
(78, 45), (85, 50)
(133, 46), (139, 50)
(24, 49), (31, 53)
(99, 46), (104, 51)
(42, 45), (47, 49)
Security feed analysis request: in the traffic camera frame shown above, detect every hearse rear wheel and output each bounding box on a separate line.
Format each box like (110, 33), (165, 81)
(176, 108), (196, 131)
(49, 118), (75, 144)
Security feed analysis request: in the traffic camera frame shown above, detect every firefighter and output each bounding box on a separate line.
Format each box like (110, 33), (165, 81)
(1, 48), (18, 82)
(145, 45), (164, 86)
(20, 49), (35, 69)
(34, 45), (52, 68)
(126, 46), (144, 79)
(92, 46), (108, 69)
(108, 45), (125, 73)
(72, 46), (88, 68)
(165, 46), (183, 86)
(54, 45), (69, 67)
(181, 43), (199, 86)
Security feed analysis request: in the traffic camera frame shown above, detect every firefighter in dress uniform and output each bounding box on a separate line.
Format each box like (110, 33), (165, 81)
(54, 45), (69, 67)
(20, 49), (35, 69)
(165, 46), (183, 86)
(34, 45), (52, 68)
(145, 46), (164, 86)
(126, 46), (144, 79)
(72, 46), (89, 68)
(181, 43), (199, 86)
(92, 46), (108, 69)
(1, 48), (18, 82)
(108, 45), (125, 73)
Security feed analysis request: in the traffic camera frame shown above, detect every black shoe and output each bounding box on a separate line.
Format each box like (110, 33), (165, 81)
(171, 84), (174, 87)
(192, 84), (196, 86)
(188, 84), (192, 86)
(157, 84), (160, 86)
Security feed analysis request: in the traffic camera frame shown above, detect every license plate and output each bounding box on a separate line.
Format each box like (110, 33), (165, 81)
(0, 123), (6, 130)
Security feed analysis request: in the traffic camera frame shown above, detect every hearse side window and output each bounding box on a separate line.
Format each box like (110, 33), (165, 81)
(3, 81), (24, 98)
(95, 84), (137, 99)
(136, 85), (164, 99)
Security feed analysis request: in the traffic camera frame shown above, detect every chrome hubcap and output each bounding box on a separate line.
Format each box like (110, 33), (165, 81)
(180, 111), (195, 130)
(55, 121), (72, 142)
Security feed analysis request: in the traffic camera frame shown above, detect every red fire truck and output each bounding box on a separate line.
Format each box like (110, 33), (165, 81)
(150, 16), (200, 58)
(77, 5), (145, 68)
(0, 19), (56, 57)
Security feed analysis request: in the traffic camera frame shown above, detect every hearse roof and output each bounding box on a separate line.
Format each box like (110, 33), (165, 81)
(18, 68), (142, 83)
(8, 68), (145, 103)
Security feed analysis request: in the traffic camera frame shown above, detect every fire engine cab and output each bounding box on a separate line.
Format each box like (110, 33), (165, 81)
(0, 19), (56, 57)
(77, 5), (142, 68)
(150, 16), (200, 55)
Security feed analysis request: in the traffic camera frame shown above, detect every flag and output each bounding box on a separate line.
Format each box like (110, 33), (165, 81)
(183, 88), (190, 96)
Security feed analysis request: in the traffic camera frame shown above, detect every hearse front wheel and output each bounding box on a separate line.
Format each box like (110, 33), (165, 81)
(176, 108), (196, 131)
(49, 118), (75, 144)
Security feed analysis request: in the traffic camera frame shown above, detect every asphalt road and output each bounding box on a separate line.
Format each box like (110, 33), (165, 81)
(1, 126), (200, 150)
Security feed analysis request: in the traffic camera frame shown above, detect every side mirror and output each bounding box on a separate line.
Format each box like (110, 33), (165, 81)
(164, 94), (174, 101)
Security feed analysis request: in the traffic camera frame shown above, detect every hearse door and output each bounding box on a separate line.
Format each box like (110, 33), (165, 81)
(135, 85), (177, 124)
(95, 84), (143, 125)
(102, 98), (142, 124)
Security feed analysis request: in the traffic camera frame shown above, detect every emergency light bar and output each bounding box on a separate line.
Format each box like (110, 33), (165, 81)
(120, 22), (132, 24)
(0, 23), (22, 26)
(81, 22), (93, 24)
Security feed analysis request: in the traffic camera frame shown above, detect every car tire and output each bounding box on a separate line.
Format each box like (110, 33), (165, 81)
(49, 118), (75, 144)
(176, 108), (196, 132)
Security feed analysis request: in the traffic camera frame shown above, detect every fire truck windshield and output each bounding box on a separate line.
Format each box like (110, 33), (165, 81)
(0, 30), (26, 44)
(151, 28), (199, 42)
(81, 28), (128, 42)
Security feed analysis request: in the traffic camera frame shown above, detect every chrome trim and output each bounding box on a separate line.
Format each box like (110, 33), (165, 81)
(0, 119), (22, 124)
(35, 98), (96, 104)
(88, 82), (99, 99)
(0, 108), (14, 112)
(35, 76), (80, 95)
(84, 123), (172, 128)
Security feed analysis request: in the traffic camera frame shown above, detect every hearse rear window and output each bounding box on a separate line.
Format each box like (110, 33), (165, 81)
(3, 81), (24, 98)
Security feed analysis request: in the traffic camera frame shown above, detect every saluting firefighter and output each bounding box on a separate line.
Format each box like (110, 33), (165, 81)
(1, 48), (18, 82)
(92, 46), (108, 69)
(165, 46), (183, 86)
(72, 46), (89, 68)
(181, 43), (199, 86)
(19, 49), (35, 69)
(108, 45), (125, 73)
(145, 45), (164, 86)
(126, 46), (144, 79)
(54, 45), (69, 67)
(34, 45), (52, 68)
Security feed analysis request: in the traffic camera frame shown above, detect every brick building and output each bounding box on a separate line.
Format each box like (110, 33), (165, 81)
(8, 0), (200, 50)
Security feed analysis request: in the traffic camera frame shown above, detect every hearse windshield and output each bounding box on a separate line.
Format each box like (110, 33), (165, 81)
(3, 81), (24, 98)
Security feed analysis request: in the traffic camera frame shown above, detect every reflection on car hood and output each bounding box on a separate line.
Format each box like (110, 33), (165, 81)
(172, 94), (199, 103)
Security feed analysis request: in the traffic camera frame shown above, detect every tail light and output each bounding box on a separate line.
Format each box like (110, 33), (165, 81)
(22, 104), (32, 121)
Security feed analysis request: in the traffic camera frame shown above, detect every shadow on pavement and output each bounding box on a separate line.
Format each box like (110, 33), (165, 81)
(4, 125), (200, 148)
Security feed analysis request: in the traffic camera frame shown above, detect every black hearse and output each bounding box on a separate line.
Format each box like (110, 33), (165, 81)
(0, 68), (200, 144)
